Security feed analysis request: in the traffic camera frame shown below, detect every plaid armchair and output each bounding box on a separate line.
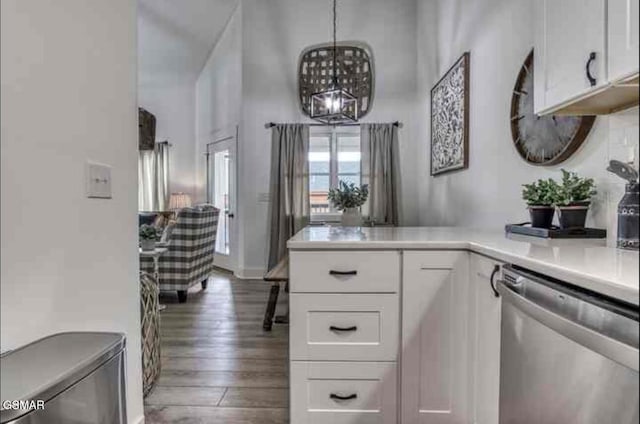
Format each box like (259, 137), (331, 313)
(142, 205), (220, 302)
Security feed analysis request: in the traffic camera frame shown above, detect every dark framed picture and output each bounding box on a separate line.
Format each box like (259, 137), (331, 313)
(430, 52), (470, 176)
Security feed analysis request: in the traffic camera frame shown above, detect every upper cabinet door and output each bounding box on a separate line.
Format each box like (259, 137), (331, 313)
(534, 0), (607, 114)
(401, 251), (470, 424)
(608, 0), (640, 82)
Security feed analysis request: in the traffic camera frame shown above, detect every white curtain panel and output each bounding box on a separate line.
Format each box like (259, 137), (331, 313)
(138, 143), (169, 211)
(361, 123), (400, 225)
(267, 124), (310, 270)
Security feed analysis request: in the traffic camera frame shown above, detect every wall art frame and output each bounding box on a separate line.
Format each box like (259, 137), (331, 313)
(430, 52), (470, 176)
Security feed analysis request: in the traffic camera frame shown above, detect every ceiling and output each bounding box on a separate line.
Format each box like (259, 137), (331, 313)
(138, 0), (238, 85)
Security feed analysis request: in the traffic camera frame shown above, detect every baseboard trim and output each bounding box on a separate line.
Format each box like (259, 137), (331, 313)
(212, 265), (235, 275)
(235, 267), (266, 280)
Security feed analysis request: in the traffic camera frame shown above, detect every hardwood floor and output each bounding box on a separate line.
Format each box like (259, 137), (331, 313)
(144, 271), (289, 423)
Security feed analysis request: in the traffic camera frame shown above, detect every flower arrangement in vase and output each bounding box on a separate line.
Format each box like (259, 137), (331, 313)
(139, 224), (160, 251)
(328, 181), (369, 226)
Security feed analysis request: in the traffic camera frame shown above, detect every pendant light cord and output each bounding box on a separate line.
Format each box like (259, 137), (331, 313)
(333, 0), (337, 86)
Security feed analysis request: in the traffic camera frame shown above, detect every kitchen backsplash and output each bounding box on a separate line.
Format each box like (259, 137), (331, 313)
(606, 107), (639, 247)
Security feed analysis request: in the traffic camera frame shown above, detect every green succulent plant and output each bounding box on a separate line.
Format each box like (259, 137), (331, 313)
(327, 181), (369, 211)
(139, 224), (160, 241)
(555, 169), (597, 206)
(522, 178), (558, 207)
(523, 170), (597, 208)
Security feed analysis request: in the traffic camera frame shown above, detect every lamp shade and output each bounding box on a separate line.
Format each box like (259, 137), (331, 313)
(168, 193), (192, 210)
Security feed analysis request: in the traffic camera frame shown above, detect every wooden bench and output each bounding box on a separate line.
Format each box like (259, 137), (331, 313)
(263, 256), (289, 331)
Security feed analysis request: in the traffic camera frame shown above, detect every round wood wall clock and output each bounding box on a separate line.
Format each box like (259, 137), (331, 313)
(510, 50), (596, 166)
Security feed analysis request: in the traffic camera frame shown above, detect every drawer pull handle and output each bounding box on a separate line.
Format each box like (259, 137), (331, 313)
(329, 270), (358, 276)
(330, 393), (358, 401)
(330, 326), (358, 332)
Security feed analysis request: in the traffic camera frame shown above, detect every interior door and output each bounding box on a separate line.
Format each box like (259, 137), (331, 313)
(207, 131), (237, 272)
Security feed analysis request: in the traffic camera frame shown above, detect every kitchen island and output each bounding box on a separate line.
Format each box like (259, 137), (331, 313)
(286, 226), (639, 424)
(288, 226), (639, 305)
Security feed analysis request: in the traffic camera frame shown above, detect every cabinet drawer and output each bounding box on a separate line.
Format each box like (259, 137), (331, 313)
(290, 361), (397, 424)
(290, 251), (400, 293)
(290, 294), (399, 361)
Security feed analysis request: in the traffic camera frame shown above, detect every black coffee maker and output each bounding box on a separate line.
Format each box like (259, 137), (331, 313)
(608, 160), (639, 251)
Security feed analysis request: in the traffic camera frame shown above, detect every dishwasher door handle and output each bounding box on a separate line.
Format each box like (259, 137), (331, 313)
(489, 265), (501, 297)
(497, 281), (639, 371)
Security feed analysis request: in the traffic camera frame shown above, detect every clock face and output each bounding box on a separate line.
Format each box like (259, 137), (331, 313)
(511, 50), (595, 166)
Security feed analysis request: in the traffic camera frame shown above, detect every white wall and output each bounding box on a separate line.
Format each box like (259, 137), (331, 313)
(238, 0), (420, 277)
(416, 0), (639, 242)
(139, 81), (196, 197)
(1, 1), (143, 422)
(195, 4), (242, 204)
(194, 5), (242, 272)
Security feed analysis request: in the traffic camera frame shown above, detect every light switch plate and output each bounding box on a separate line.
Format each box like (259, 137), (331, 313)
(86, 161), (112, 199)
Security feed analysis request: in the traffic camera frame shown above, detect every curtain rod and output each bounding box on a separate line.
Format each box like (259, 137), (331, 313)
(264, 121), (403, 129)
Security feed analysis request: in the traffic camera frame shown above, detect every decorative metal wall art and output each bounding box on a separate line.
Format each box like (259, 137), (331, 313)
(139, 107), (156, 151)
(299, 42), (374, 122)
(430, 52), (470, 176)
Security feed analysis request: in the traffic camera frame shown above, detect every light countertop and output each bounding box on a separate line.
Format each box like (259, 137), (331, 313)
(288, 226), (640, 306)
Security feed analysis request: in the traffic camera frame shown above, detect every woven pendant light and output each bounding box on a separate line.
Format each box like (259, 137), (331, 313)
(310, 0), (358, 124)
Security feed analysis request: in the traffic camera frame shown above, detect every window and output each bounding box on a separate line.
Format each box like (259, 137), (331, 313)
(309, 126), (361, 222)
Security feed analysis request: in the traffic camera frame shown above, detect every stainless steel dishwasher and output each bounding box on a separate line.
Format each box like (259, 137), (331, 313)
(0, 332), (127, 424)
(498, 265), (639, 424)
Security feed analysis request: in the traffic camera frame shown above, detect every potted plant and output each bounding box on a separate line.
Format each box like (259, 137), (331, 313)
(139, 224), (160, 251)
(555, 169), (597, 229)
(522, 178), (558, 228)
(328, 181), (369, 226)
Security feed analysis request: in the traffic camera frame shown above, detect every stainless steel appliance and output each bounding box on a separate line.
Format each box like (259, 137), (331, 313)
(0, 332), (126, 424)
(498, 265), (639, 424)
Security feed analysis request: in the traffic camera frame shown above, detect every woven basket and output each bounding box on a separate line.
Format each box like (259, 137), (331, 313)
(140, 272), (161, 397)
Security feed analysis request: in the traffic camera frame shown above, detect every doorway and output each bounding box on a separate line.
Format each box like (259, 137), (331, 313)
(206, 129), (238, 273)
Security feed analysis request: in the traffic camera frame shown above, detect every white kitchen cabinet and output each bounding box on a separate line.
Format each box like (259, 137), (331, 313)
(290, 248), (504, 424)
(291, 361), (398, 424)
(608, 0), (640, 82)
(289, 250), (400, 293)
(401, 251), (471, 424)
(468, 255), (503, 424)
(290, 293), (399, 361)
(534, 0), (607, 114)
(289, 250), (401, 424)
